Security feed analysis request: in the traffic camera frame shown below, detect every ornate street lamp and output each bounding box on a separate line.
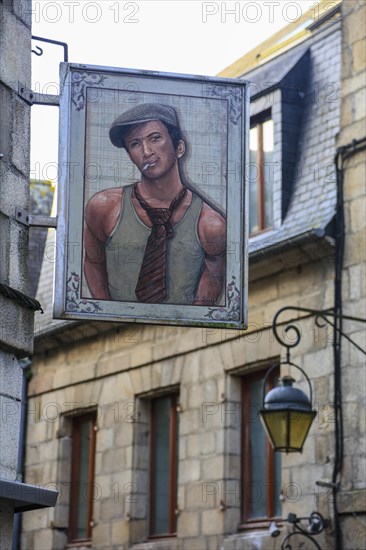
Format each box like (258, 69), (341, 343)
(259, 306), (366, 550)
(260, 364), (317, 453)
(260, 306), (366, 455)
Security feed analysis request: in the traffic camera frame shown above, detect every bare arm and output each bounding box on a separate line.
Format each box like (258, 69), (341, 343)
(84, 223), (111, 300)
(84, 189), (122, 300)
(194, 204), (226, 306)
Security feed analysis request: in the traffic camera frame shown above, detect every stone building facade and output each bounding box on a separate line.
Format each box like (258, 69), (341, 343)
(1, 2), (58, 547)
(21, 1), (365, 549)
(334, 0), (366, 547)
(1, 1), (34, 548)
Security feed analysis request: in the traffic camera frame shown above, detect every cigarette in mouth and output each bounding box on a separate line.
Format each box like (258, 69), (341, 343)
(143, 162), (156, 172)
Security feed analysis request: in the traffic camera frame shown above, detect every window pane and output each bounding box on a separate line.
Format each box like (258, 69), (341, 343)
(76, 420), (91, 539)
(242, 369), (281, 524)
(274, 450), (282, 517)
(151, 397), (171, 535)
(262, 119), (274, 229)
(262, 119), (274, 153)
(248, 378), (267, 518)
(69, 415), (96, 542)
(249, 127), (259, 234)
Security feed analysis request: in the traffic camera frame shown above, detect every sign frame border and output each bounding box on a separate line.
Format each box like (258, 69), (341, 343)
(53, 62), (249, 329)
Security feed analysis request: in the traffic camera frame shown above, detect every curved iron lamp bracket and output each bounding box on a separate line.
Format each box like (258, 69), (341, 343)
(281, 531), (321, 550)
(280, 512), (330, 550)
(272, 306), (366, 363)
(262, 361), (314, 407)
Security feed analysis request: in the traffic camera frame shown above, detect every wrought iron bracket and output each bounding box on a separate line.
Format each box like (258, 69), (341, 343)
(15, 207), (57, 229)
(24, 35), (67, 106)
(272, 306), (366, 363)
(17, 82), (59, 106)
(18, 82), (60, 107)
(270, 511), (330, 549)
(279, 511), (330, 550)
(17, 82), (34, 106)
(262, 361), (314, 407)
(32, 35), (68, 62)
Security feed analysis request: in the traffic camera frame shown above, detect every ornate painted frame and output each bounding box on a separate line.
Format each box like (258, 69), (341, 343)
(54, 63), (249, 329)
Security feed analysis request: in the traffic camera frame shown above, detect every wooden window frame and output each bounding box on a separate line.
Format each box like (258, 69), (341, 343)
(239, 367), (281, 530)
(149, 394), (178, 538)
(249, 111), (273, 236)
(68, 412), (97, 545)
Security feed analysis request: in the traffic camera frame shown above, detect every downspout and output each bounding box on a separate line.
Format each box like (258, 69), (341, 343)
(333, 136), (366, 550)
(12, 358), (32, 550)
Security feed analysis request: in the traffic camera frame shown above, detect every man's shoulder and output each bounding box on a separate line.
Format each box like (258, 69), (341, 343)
(86, 187), (123, 209)
(85, 187), (125, 236)
(189, 189), (223, 216)
(198, 200), (226, 225)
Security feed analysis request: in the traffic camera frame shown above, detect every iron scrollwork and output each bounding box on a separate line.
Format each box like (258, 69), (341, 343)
(272, 306), (366, 363)
(280, 512), (330, 550)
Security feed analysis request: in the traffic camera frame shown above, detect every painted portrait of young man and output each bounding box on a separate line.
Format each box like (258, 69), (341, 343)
(83, 103), (226, 306)
(55, 65), (247, 327)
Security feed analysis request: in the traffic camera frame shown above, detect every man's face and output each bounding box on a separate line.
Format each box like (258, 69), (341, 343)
(124, 120), (184, 180)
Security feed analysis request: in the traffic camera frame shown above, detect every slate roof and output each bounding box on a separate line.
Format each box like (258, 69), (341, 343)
(243, 46), (310, 100)
(243, 19), (341, 259)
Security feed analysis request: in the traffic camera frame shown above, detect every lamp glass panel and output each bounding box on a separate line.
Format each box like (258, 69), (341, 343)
(261, 410), (288, 449)
(288, 410), (317, 450)
(261, 409), (316, 452)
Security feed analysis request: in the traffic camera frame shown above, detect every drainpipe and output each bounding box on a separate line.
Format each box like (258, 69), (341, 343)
(12, 357), (32, 550)
(332, 136), (366, 550)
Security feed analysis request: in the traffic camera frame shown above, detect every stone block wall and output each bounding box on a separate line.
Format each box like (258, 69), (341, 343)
(335, 1), (366, 549)
(0, 0), (34, 355)
(0, 1), (33, 548)
(22, 254), (341, 549)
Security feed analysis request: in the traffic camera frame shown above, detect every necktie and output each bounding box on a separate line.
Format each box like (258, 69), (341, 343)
(134, 184), (187, 303)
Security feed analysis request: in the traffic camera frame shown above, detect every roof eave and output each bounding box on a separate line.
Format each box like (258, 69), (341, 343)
(249, 226), (335, 263)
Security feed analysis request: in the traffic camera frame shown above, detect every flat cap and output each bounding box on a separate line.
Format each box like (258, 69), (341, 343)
(109, 103), (179, 148)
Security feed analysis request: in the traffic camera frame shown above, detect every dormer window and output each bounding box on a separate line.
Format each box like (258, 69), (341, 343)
(245, 48), (311, 243)
(249, 114), (274, 236)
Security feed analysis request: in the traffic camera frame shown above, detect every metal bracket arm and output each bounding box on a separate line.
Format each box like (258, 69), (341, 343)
(272, 306), (366, 360)
(31, 35), (68, 63)
(17, 83), (59, 106)
(15, 207), (57, 228)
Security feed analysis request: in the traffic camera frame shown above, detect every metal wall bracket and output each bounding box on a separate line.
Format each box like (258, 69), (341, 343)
(17, 82), (59, 106)
(17, 82), (34, 106)
(15, 207), (57, 228)
(32, 35), (68, 63)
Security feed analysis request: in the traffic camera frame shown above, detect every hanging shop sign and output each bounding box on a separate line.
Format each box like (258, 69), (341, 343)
(54, 62), (249, 328)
